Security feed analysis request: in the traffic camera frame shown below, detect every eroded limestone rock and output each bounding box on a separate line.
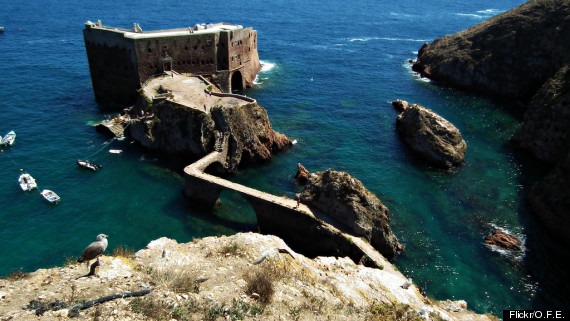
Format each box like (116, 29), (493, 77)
(395, 102), (466, 168)
(299, 169), (400, 259)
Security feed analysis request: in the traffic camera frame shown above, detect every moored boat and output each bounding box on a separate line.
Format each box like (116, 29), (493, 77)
(18, 173), (38, 191)
(1, 131), (16, 146)
(41, 189), (61, 204)
(76, 159), (102, 171)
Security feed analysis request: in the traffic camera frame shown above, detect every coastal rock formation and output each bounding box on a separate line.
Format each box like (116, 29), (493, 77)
(511, 65), (570, 163)
(128, 99), (291, 173)
(294, 163), (311, 184)
(410, 0), (570, 244)
(392, 99), (408, 112)
(395, 102), (467, 168)
(484, 230), (522, 251)
(0, 233), (493, 321)
(210, 103), (292, 171)
(299, 169), (401, 259)
(528, 153), (570, 245)
(412, 0), (570, 101)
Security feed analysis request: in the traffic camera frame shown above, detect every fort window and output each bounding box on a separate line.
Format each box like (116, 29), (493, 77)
(147, 48), (152, 53)
(162, 45), (168, 50)
(185, 46), (188, 51)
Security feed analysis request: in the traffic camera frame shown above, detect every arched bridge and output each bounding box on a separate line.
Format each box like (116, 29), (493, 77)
(182, 134), (390, 269)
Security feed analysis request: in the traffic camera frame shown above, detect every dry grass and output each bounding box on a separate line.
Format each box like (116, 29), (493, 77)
(3, 270), (29, 281)
(150, 265), (201, 294)
(112, 245), (136, 259)
(366, 302), (424, 321)
(243, 264), (277, 304)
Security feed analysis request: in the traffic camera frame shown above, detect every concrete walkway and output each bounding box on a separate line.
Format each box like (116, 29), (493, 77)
(142, 74), (251, 113)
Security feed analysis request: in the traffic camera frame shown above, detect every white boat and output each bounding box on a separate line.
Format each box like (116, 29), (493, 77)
(0, 27), (4, 32)
(18, 173), (38, 191)
(76, 159), (102, 171)
(109, 149), (123, 154)
(1, 131), (16, 146)
(41, 189), (61, 204)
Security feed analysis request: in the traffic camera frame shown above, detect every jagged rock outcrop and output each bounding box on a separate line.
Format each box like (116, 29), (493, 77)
(395, 102), (467, 168)
(412, 0), (570, 101)
(210, 103), (292, 171)
(128, 101), (216, 157)
(128, 99), (291, 173)
(294, 163), (311, 184)
(0, 233), (493, 321)
(528, 153), (570, 245)
(484, 229), (522, 251)
(299, 169), (401, 259)
(511, 65), (570, 163)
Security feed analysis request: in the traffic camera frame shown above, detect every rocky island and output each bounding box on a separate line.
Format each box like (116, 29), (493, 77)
(412, 0), (570, 245)
(393, 100), (466, 168)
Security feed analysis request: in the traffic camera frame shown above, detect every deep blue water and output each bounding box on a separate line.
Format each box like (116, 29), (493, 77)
(1, 0), (567, 316)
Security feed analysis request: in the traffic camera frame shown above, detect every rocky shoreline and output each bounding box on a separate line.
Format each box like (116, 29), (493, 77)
(412, 0), (570, 245)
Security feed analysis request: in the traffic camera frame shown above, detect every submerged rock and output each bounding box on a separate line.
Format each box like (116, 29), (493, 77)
(395, 102), (466, 168)
(299, 169), (401, 259)
(484, 229), (522, 251)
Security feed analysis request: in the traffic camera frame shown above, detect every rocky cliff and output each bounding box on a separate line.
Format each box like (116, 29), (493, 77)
(128, 98), (291, 173)
(298, 169), (401, 259)
(412, 0), (570, 101)
(411, 0), (570, 244)
(0, 233), (495, 320)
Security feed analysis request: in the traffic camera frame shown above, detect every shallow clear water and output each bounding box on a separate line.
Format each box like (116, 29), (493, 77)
(1, 0), (567, 316)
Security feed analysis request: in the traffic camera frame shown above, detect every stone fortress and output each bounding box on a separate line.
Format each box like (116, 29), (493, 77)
(83, 20), (261, 106)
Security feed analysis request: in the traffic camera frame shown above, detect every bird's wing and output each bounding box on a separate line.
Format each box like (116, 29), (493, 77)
(78, 241), (105, 262)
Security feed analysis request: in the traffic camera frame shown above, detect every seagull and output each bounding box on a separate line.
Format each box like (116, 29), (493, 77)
(77, 234), (108, 268)
(401, 278), (413, 289)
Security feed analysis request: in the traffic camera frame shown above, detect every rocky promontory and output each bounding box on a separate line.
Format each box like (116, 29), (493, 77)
(0, 233), (494, 320)
(411, 0), (570, 244)
(394, 101), (466, 168)
(126, 74), (291, 173)
(412, 0), (570, 101)
(298, 168), (401, 259)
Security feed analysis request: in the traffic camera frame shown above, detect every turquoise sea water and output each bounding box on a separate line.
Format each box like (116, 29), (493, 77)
(1, 0), (567, 316)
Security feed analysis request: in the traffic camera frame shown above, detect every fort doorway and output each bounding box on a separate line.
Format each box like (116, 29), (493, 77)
(231, 70), (243, 92)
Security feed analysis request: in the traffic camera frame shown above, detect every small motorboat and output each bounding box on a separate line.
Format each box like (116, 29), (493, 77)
(76, 159), (102, 171)
(1, 131), (16, 146)
(109, 149), (123, 154)
(41, 189), (61, 204)
(18, 173), (38, 191)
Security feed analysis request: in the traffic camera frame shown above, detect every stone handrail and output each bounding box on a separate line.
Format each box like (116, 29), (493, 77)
(204, 89), (256, 103)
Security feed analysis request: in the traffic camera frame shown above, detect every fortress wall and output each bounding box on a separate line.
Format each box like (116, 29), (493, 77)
(84, 22), (262, 107)
(134, 33), (219, 83)
(83, 27), (140, 105)
(227, 28), (261, 88)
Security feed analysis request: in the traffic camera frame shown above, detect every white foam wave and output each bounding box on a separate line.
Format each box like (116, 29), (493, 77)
(259, 61), (275, 72)
(477, 9), (500, 14)
(380, 37), (427, 42)
(349, 37), (378, 42)
(455, 13), (483, 19)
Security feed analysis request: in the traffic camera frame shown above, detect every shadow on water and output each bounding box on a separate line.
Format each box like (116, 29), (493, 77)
(512, 151), (570, 310)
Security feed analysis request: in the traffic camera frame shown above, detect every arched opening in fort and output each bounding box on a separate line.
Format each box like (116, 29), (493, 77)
(230, 70), (243, 92)
(162, 56), (173, 72)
